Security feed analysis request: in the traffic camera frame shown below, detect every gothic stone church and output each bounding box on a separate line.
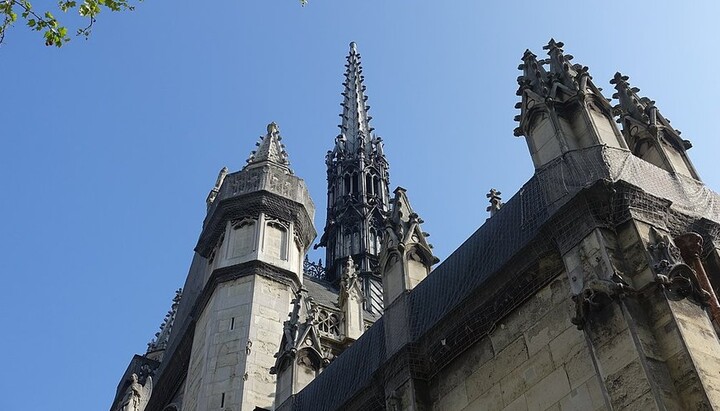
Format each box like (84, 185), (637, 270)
(110, 40), (720, 411)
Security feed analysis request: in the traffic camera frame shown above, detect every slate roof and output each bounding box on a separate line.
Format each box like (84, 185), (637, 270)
(284, 145), (720, 411)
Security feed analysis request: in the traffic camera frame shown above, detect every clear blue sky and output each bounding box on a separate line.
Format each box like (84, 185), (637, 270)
(1, 1), (719, 410)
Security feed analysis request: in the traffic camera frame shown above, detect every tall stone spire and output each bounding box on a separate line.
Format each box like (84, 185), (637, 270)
(318, 42), (390, 315)
(611, 72), (700, 179)
(337, 41), (374, 156)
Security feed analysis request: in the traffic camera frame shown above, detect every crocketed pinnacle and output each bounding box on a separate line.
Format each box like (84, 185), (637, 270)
(337, 42), (374, 155)
(244, 122), (292, 173)
(611, 72), (690, 148)
(514, 39), (600, 137)
(147, 288), (182, 353)
(611, 72), (653, 124)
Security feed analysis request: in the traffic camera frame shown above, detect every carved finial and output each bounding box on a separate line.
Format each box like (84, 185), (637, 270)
(522, 48), (536, 61)
(342, 256), (356, 279)
(486, 188), (503, 217)
(243, 123), (292, 173)
(267, 121), (279, 135)
(349, 41), (357, 53)
(543, 38), (564, 53)
(206, 166), (229, 208)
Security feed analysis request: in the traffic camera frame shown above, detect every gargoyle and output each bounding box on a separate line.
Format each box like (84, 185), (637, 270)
(571, 273), (633, 330)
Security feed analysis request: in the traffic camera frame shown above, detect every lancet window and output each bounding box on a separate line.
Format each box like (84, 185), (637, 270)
(229, 217), (256, 258)
(265, 218), (289, 260)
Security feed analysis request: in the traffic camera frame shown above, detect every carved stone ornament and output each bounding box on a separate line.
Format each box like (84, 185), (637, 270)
(571, 273), (633, 330)
(206, 166), (229, 208)
(379, 188), (438, 268)
(386, 390), (402, 411)
(270, 288), (335, 375)
(147, 288), (182, 353)
(486, 188), (503, 217)
(117, 373), (152, 411)
(338, 256), (364, 306)
(303, 256), (327, 280)
(648, 229), (710, 305)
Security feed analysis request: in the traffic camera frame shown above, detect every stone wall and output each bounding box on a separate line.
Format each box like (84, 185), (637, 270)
(182, 275), (291, 411)
(430, 274), (606, 411)
(242, 275), (291, 410)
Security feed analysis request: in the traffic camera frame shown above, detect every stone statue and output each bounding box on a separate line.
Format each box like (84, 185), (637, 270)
(118, 373), (152, 411)
(372, 135), (384, 157)
(335, 133), (347, 152)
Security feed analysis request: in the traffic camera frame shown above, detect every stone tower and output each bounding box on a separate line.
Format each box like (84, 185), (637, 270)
(317, 42), (390, 314)
(177, 123), (316, 411)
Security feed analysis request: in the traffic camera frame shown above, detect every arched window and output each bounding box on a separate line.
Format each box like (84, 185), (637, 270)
(344, 231), (352, 255)
(208, 232), (225, 265)
(351, 231), (360, 254)
(230, 218), (256, 258)
(344, 174), (351, 195)
(317, 309), (340, 337)
(265, 219), (289, 260)
(351, 173), (359, 195)
(369, 227), (377, 254)
(365, 174), (373, 195)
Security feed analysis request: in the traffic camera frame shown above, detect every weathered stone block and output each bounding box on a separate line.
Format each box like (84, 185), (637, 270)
(625, 392), (659, 411)
(549, 326), (585, 367)
(676, 316), (720, 358)
(525, 301), (574, 357)
(525, 368), (571, 411)
(499, 346), (554, 405)
(594, 328), (637, 377)
(491, 297), (553, 354)
(467, 336), (529, 400)
(558, 383), (594, 411)
(502, 395), (528, 411)
(434, 381), (469, 411)
(462, 383), (503, 411)
(605, 359), (651, 409)
(563, 342), (595, 389)
(432, 337), (494, 402)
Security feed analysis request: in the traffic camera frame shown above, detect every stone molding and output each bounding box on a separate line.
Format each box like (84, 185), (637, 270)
(196, 189), (316, 258)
